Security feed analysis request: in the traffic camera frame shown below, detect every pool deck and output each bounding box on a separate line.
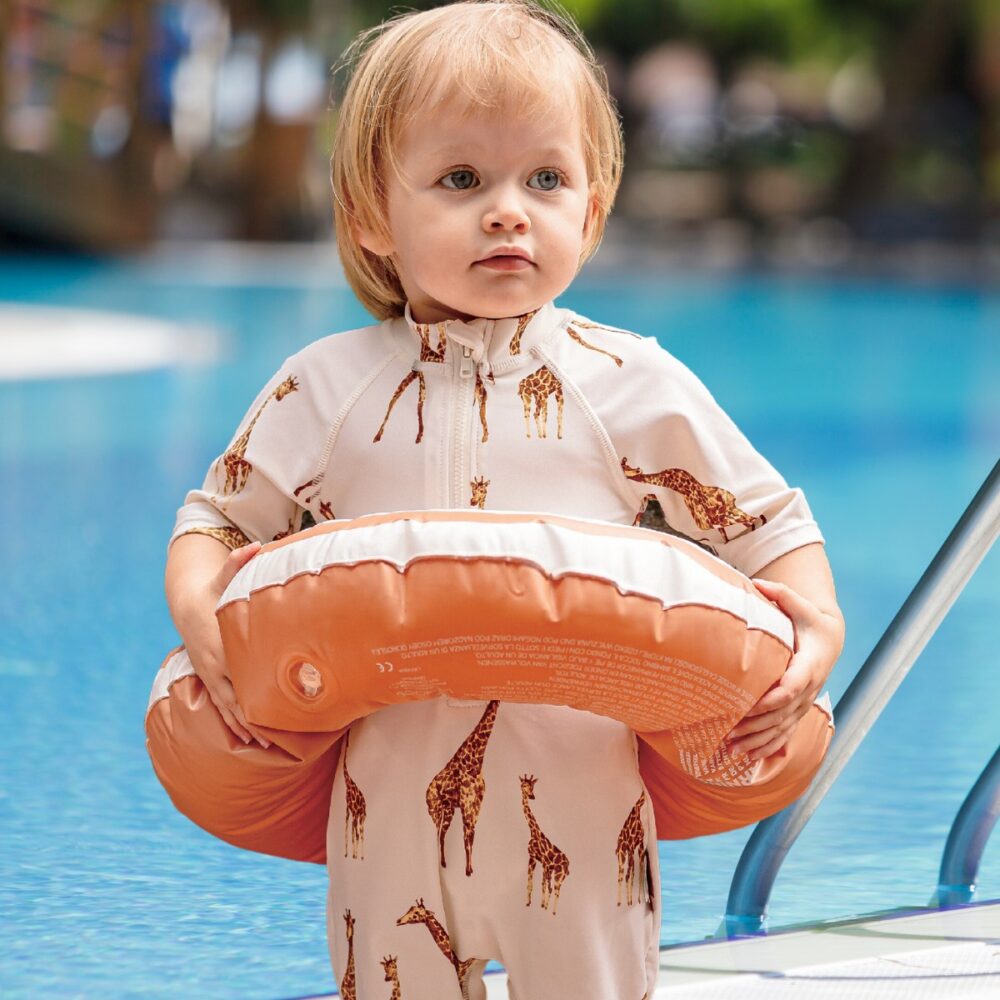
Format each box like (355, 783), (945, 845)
(293, 900), (1000, 998)
(476, 901), (1000, 999)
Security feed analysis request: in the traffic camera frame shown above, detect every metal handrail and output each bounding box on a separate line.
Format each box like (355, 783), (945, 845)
(934, 744), (1000, 907)
(722, 458), (1000, 937)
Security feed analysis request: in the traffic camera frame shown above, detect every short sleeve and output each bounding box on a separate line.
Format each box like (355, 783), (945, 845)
(596, 337), (824, 578)
(169, 359), (328, 552)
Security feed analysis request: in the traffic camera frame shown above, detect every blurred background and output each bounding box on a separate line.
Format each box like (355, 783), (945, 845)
(2, 0), (999, 277)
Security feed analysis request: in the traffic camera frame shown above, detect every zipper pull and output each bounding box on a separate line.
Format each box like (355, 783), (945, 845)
(460, 345), (475, 379)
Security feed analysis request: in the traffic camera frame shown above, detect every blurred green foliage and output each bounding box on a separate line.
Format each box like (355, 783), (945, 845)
(243, 0), (313, 25)
(304, 0), (998, 227)
(342, 0), (973, 70)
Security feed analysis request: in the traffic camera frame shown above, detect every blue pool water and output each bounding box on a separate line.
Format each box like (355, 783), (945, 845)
(1, 252), (998, 998)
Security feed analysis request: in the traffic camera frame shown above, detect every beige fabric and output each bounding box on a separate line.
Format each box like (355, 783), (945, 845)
(326, 699), (661, 1000)
(169, 302), (823, 576)
(169, 301), (825, 994)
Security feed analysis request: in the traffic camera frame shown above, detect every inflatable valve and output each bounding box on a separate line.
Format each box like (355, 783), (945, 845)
(295, 662), (323, 699)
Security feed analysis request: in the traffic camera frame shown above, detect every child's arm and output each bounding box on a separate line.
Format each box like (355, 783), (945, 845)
(725, 542), (845, 761)
(163, 356), (326, 748)
(164, 532), (271, 748)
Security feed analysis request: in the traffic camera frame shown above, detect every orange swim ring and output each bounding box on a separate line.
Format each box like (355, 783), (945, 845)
(146, 509), (833, 863)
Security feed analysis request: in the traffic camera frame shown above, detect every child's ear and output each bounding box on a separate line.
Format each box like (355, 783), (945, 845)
(352, 216), (395, 257)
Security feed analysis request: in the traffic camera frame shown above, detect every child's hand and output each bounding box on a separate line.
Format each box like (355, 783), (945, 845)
(181, 541), (271, 749)
(725, 578), (842, 761)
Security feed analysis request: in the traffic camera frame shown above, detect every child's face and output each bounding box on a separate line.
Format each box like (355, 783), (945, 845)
(357, 98), (598, 323)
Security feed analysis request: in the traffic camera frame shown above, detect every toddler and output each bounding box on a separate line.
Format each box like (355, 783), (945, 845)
(164, 2), (845, 997)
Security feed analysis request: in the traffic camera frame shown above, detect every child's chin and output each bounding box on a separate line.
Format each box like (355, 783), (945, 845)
(457, 292), (547, 320)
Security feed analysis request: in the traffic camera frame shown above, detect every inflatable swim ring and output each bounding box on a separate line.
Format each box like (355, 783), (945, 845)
(146, 509), (833, 863)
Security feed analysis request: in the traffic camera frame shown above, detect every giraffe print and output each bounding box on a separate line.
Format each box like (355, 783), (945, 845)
(615, 791), (649, 907)
(342, 731), (366, 860)
(573, 318), (641, 340)
(633, 493), (720, 556)
(374, 323), (449, 444)
(397, 899), (478, 999)
(414, 322), (449, 364)
(294, 473), (323, 507)
(271, 517), (296, 541)
(340, 909), (357, 1000)
(519, 774), (570, 914)
(217, 375), (299, 495)
(426, 701), (499, 876)
(621, 457), (766, 542)
(474, 369), (490, 442)
(374, 367), (426, 444)
(469, 477), (490, 509)
(518, 365), (564, 439)
(381, 955), (402, 1000)
(507, 309), (539, 355)
(293, 479), (336, 520)
(566, 324), (623, 367)
(178, 525), (251, 551)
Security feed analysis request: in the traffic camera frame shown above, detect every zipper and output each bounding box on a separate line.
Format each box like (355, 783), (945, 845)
(460, 344), (475, 379)
(451, 344), (476, 507)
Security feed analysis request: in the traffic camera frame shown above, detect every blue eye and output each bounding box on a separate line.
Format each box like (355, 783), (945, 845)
(440, 169), (478, 190)
(528, 169), (562, 191)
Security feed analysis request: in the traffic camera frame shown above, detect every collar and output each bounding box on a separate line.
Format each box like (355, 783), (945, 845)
(392, 300), (564, 372)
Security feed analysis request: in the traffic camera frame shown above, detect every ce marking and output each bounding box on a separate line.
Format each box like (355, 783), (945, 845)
(376, 661), (394, 673)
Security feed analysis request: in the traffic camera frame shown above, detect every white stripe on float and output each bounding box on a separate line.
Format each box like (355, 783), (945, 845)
(146, 647), (196, 716)
(218, 515), (794, 647)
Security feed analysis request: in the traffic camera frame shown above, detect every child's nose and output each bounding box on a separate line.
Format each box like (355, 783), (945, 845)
(482, 193), (530, 234)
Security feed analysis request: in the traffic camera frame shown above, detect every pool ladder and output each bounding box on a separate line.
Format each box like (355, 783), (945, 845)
(723, 458), (1000, 936)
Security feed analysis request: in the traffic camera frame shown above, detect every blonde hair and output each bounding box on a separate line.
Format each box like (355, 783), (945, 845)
(331, 0), (624, 320)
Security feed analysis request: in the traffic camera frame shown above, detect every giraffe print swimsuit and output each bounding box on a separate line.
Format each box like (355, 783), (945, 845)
(169, 301), (825, 999)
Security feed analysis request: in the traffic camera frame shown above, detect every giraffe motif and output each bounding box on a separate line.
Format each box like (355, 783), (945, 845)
(469, 477), (490, 509)
(340, 909), (357, 1000)
(218, 375), (299, 495)
(573, 317), (642, 341)
(294, 473), (323, 507)
(474, 369), (490, 442)
(271, 517), (296, 541)
(616, 791), (649, 907)
(426, 700), (499, 876)
(507, 309), (539, 355)
(621, 457), (766, 542)
(566, 324), (623, 367)
(293, 480), (335, 521)
(343, 730), (366, 860)
(518, 365), (564, 439)
(381, 955), (402, 1000)
(414, 322), (449, 363)
(374, 323), (447, 444)
(397, 899), (477, 999)
(633, 493), (720, 556)
(182, 525), (251, 551)
(519, 774), (570, 914)
(374, 367), (426, 444)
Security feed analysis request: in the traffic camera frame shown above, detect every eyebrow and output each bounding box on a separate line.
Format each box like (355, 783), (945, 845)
(430, 144), (577, 162)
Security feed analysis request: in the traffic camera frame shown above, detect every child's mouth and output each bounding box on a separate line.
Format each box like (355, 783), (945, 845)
(475, 255), (534, 271)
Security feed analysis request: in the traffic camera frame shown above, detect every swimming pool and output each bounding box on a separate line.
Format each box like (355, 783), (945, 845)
(1, 250), (997, 998)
